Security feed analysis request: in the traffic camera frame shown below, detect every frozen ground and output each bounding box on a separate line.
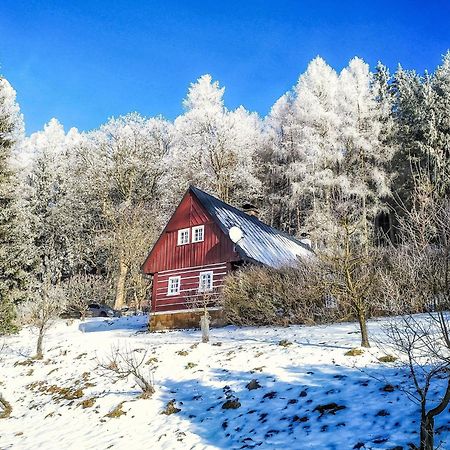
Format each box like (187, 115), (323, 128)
(1, 315), (449, 450)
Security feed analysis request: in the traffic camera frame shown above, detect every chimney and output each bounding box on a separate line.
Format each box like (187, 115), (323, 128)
(241, 202), (259, 217)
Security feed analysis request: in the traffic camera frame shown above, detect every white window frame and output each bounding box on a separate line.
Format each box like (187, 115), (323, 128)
(325, 294), (338, 309)
(177, 228), (190, 245)
(167, 276), (181, 296)
(198, 271), (213, 293)
(192, 225), (205, 243)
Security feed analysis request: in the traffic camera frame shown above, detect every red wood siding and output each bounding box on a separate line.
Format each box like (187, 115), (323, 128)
(143, 191), (240, 313)
(152, 262), (229, 312)
(143, 191), (239, 274)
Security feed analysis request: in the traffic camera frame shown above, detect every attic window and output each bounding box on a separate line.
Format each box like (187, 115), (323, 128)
(167, 276), (181, 296)
(177, 228), (190, 245)
(192, 225), (204, 243)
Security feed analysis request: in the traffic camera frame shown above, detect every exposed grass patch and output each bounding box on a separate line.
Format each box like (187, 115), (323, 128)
(377, 355), (398, 363)
(381, 384), (395, 392)
(26, 380), (85, 402)
(345, 348), (364, 356)
(278, 340), (292, 347)
(14, 359), (34, 367)
(313, 402), (346, 417)
(78, 397), (96, 409)
(246, 379), (262, 390)
(0, 396), (12, 419)
(222, 399), (241, 409)
(161, 399), (181, 415)
(105, 402), (126, 418)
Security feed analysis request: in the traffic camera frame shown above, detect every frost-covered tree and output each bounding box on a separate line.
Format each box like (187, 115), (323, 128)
(429, 51), (450, 195)
(174, 74), (262, 205)
(261, 93), (298, 231)
(390, 66), (431, 209)
(0, 76), (29, 334)
(337, 57), (393, 249)
(84, 113), (173, 309)
(26, 118), (82, 280)
(262, 57), (342, 239)
(291, 57), (342, 244)
(18, 245), (66, 359)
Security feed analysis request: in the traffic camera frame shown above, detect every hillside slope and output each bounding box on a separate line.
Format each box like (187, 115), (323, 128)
(1, 316), (449, 449)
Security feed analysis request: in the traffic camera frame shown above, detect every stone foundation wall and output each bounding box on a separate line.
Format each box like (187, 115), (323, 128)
(149, 309), (227, 331)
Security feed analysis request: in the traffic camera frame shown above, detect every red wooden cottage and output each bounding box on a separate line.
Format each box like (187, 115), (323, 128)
(142, 186), (312, 329)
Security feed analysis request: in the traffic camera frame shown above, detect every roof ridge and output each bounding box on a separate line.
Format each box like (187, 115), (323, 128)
(189, 185), (307, 249)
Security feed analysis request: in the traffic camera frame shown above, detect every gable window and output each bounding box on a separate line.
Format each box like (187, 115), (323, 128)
(192, 225), (205, 243)
(199, 271), (213, 292)
(177, 228), (190, 245)
(167, 276), (181, 296)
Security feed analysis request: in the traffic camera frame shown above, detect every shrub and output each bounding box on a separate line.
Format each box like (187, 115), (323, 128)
(63, 274), (113, 319)
(222, 263), (346, 326)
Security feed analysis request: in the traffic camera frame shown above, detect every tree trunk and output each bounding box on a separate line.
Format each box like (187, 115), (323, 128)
(362, 195), (369, 256)
(0, 393), (12, 419)
(357, 309), (370, 348)
(36, 331), (44, 360)
(420, 378), (450, 450)
(420, 408), (434, 450)
(200, 310), (210, 343)
(114, 260), (128, 310)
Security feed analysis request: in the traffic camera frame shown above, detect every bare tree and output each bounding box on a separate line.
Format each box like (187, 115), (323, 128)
(18, 281), (65, 360)
(186, 290), (221, 343)
(319, 206), (382, 348)
(98, 345), (155, 398)
(63, 273), (112, 320)
(380, 180), (450, 450)
(0, 342), (12, 419)
(383, 315), (450, 450)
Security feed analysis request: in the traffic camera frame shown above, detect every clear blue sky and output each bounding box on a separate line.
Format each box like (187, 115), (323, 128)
(1, 0), (449, 134)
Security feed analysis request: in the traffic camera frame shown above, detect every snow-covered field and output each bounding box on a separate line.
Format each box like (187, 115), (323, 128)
(1, 316), (449, 450)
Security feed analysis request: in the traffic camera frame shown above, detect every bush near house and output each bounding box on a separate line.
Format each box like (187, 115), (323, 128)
(222, 264), (347, 326)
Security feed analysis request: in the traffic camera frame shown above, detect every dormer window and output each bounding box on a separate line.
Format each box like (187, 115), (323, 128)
(192, 225), (204, 243)
(177, 228), (190, 245)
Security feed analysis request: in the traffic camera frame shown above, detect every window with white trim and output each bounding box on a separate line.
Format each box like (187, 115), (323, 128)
(167, 276), (181, 295)
(192, 225), (204, 243)
(325, 294), (338, 309)
(198, 271), (213, 292)
(177, 228), (190, 245)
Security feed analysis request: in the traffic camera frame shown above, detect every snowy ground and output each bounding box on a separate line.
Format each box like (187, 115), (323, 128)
(1, 316), (449, 450)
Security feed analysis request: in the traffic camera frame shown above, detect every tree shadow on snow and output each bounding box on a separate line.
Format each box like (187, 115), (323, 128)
(158, 364), (450, 450)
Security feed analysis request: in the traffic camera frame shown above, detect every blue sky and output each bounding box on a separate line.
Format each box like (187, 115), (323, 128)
(1, 0), (449, 134)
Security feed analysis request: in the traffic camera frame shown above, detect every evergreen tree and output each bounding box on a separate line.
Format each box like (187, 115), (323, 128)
(174, 74), (262, 205)
(337, 57), (393, 249)
(291, 57), (341, 245)
(0, 77), (28, 334)
(261, 92), (297, 231)
(430, 51), (450, 195)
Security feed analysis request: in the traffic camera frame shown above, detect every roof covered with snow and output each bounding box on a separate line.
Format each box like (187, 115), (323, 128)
(190, 186), (312, 268)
